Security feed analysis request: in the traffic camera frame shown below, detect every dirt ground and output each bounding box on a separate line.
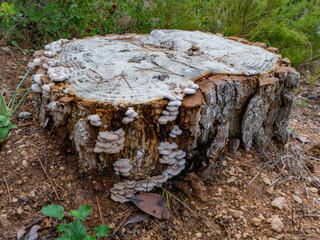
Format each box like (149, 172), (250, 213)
(0, 46), (319, 240)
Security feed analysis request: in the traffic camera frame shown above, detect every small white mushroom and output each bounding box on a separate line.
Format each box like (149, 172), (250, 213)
(31, 84), (42, 93)
(93, 146), (104, 153)
(178, 158), (186, 166)
(122, 117), (133, 124)
(168, 100), (182, 107)
(162, 110), (170, 115)
(163, 93), (176, 101)
(33, 74), (43, 84)
(184, 88), (196, 95)
(96, 142), (112, 149)
(113, 158), (130, 168)
(166, 106), (179, 112)
(42, 84), (51, 92)
(158, 116), (168, 125)
(169, 111), (179, 116)
(98, 132), (119, 141)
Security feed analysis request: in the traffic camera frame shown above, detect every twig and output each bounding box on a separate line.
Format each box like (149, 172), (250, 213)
(121, 72), (133, 90)
(111, 209), (132, 237)
(96, 196), (104, 224)
(3, 175), (12, 203)
(36, 155), (60, 200)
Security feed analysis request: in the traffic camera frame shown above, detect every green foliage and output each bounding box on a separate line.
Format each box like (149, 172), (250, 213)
(0, 0), (319, 66)
(0, 71), (30, 140)
(41, 204), (110, 240)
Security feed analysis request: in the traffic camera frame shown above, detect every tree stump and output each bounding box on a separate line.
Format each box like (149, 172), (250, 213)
(28, 30), (299, 202)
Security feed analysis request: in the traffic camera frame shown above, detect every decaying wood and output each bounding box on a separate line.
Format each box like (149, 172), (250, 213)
(27, 30), (299, 203)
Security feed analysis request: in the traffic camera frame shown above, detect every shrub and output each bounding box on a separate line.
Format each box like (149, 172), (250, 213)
(0, 0), (319, 66)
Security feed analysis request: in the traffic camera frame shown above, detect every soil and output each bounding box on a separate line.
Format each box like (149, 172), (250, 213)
(0, 46), (319, 240)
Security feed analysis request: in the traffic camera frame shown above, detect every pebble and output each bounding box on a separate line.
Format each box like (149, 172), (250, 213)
(22, 160), (29, 168)
(0, 214), (10, 227)
(293, 195), (302, 204)
(308, 187), (318, 193)
(228, 209), (243, 219)
(270, 216), (283, 232)
(271, 197), (285, 210)
(17, 206), (23, 215)
(227, 176), (236, 184)
(195, 232), (202, 238)
(12, 197), (18, 203)
(263, 177), (271, 185)
(252, 217), (261, 226)
(18, 112), (32, 119)
(1, 46), (10, 52)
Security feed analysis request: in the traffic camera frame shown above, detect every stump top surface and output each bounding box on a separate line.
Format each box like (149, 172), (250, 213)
(58, 30), (278, 105)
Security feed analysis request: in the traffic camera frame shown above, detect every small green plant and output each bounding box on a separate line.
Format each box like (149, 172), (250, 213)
(41, 204), (110, 240)
(297, 97), (307, 108)
(0, 71), (30, 140)
(306, 64), (320, 86)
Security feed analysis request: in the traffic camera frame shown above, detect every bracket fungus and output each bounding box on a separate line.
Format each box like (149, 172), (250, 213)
(28, 30), (299, 203)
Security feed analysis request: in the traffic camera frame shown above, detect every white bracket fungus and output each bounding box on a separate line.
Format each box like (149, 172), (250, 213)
(113, 158), (132, 176)
(122, 107), (138, 124)
(87, 114), (101, 127)
(94, 128), (125, 154)
(169, 125), (182, 138)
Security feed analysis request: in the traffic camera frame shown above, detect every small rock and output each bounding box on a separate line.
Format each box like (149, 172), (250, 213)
(17, 206), (23, 214)
(227, 176), (236, 184)
(271, 197), (285, 210)
(0, 214), (10, 227)
(293, 195), (302, 204)
(22, 160), (29, 168)
(270, 216), (283, 232)
(18, 112), (32, 119)
(263, 177), (271, 185)
(309, 187), (318, 193)
(228, 209), (243, 219)
(1, 46), (10, 52)
(252, 217), (261, 226)
(195, 232), (202, 238)
(12, 197), (18, 203)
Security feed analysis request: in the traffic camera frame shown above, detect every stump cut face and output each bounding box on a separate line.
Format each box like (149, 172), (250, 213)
(59, 30), (278, 105)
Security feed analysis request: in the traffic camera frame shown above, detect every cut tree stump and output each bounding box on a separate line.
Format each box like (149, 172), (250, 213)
(28, 30), (299, 202)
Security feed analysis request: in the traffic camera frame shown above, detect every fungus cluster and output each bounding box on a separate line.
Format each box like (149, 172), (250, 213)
(110, 173), (169, 203)
(169, 125), (182, 138)
(94, 128), (125, 154)
(29, 39), (70, 99)
(158, 141), (186, 177)
(44, 39), (68, 58)
(87, 114), (101, 127)
(113, 158), (132, 176)
(158, 81), (199, 124)
(122, 107), (138, 124)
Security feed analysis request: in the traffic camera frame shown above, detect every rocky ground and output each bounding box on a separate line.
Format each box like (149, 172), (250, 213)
(0, 46), (319, 240)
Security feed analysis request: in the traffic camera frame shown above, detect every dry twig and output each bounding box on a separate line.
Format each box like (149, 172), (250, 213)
(96, 196), (104, 224)
(3, 175), (12, 203)
(36, 154), (60, 200)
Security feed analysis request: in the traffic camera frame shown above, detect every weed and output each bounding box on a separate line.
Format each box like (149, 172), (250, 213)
(297, 97), (307, 108)
(41, 204), (110, 240)
(0, 71), (30, 140)
(305, 64), (320, 86)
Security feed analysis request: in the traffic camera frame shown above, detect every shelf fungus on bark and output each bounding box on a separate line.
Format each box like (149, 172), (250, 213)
(28, 29), (299, 203)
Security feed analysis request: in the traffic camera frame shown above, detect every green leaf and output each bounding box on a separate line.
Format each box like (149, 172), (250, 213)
(41, 204), (64, 220)
(84, 235), (96, 240)
(57, 223), (70, 233)
(69, 210), (83, 219)
(0, 127), (11, 140)
(78, 205), (91, 219)
(70, 205), (91, 220)
(70, 218), (87, 240)
(57, 233), (71, 240)
(94, 225), (110, 237)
